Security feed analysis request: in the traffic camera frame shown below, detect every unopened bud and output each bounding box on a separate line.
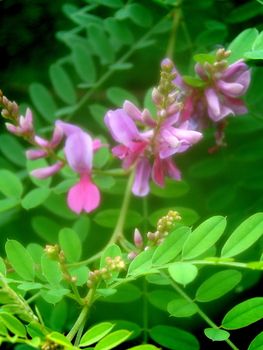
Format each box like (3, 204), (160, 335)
(134, 228), (143, 248)
(152, 87), (163, 105)
(128, 251), (137, 260)
(161, 58), (174, 72)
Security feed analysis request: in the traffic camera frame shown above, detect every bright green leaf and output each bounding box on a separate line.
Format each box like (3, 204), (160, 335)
(47, 332), (76, 349)
(244, 50), (263, 60)
(0, 134), (25, 167)
(5, 240), (35, 280)
(149, 325), (199, 350)
(221, 213), (263, 257)
(204, 328), (230, 341)
(248, 332), (263, 350)
(148, 290), (179, 311)
(182, 216), (226, 259)
(168, 262), (198, 285)
(94, 330), (131, 350)
(196, 270), (242, 302)
(227, 28), (259, 63)
(31, 216), (60, 243)
(94, 209), (142, 229)
(59, 228), (82, 263)
(100, 244), (122, 269)
(128, 249), (154, 276)
(0, 170), (23, 198)
(106, 87), (138, 106)
(128, 346), (159, 350)
(88, 24), (115, 65)
(0, 313), (26, 337)
(0, 197), (20, 213)
(101, 283), (141, 303)
(21, 187), (51, 210)
(80, 322), (114, 347)
(222, 297), (263, 329)
(68, 266), (89, 286)
(167, 298), (198, 317)
(41, 254), (62, 285)
(152, 227), (191, 265)
(18, 282), (43, 291)
(0, 257), (6, 275)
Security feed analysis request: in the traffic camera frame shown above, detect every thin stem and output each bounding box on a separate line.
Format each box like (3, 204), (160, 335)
(67, 305), (89, 342)
(161, 272), (240, 350)
(166, 8), (182, 59)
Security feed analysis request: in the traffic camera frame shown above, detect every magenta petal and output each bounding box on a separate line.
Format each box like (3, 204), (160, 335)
(132, 158), (151, 196)
(152, 157), (165, 187)
(222, 60), (248, 80)
(123, 100), (142, 121)
(166, 159), (181, 180)
(217, 80), (244, 98)
(30, 161), (63, 179)
(65, 131), (93, 173)
(67, 175), (100, 214)
(26, 149), (48, 160)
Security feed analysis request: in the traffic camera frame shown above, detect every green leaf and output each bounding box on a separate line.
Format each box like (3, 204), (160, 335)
(204, 328), (230, 341)
(168, 262), (198, 286)
(248, 332), (263, 350)
(49, 64), (77, 104)
(41, 288), (69, 304)
(101, 283), (141, 303)
(152, 227), (191, 265)
(221, 213), (263, 258)
(94, 209), (142, 229)
(72, 44), (97, 84)
(106, 87), (138, 106)
(21, 187), (51, 210)
(47, 332), (76, 349)
(252, 31), (263, 50)
(150, 179), (189, 198)
(29, 83), (57, 121)
(149, 325), (199, 350)
(104, 18), (134, 46)
(80, 322), (114, 347)
(128, 249), (154, 276)
(193, 53), (216, 64)
(244, 50), (263, 60)
(59, 228), (82, 263)
(0, 313), (26, 338)
(73, 216), (91, 242)
(93, 147), (110, 168)
(0, 197), (20, 213)
(116, 4), (153, 27)
(0, 134), (26, 167)
(195, 270), (242, 302)
(226, 1), (263, 23)
(88, 24), (115, 65)
(89, 104), (108, 129)
(167, 298), (198, 317)
(182, 216), (226, 259)
(128, 346), (159, 350)
(189, 156), (226, 179)
(0, 257), (6, 275)
(18, 282), (43, 291)
(93, 0), (123, 8)
(27, 321), (47, 339)
(227, 28), (259, 63)
(5, 240), (35, 280)
(94, 330), (131, 350)
(183, 76), (206, 87)
(27, 158), (51, 188)
(43, 193), (77, 219)
(31, 216), (60, 243)
(41, 254), (62, 286)
(222, 297), (263, 329)
(69, 266), (89, 286)
(0, 170), (23, 198)
(148, 290), (179, 311)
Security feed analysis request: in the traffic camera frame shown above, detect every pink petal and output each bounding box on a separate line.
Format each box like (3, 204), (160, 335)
(5, 123), (21, 135)
(67, 175), (100, 214)
(132, 158), (151, 196)
(123, 100), (142, 122)
(26, 149), (48, 160)
(205, 88), (221, 121)
(30, 161), (63, 179)
(50, 124), (64, 148)
(152, 157), (165, 187)
(93, 138), (103, 151)
(166, 159), (181, 180)
(104, 109), (140, 145)
(64, 131), (93, 174)
(55, 120), (82, 137)
(217, 80), (244, 98)
(222, 60), (248, 80)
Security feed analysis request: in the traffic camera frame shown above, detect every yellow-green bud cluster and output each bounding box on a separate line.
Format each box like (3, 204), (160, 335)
(41, 340), (63, 350)
(87, 256), (125, 288)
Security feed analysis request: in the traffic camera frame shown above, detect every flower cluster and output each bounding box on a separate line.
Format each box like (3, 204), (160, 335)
(105, 59), (203, 196)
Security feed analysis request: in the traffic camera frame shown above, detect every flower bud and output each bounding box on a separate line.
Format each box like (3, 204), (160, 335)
(134, 228), (143, 248)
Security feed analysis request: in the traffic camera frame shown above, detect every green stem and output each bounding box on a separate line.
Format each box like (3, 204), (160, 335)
(166, 8), (182, 59)
(162, 272), (240, 350)
(68, 171), (134, 267)
(142, 279), (149, 343)
(66, 287), (96, 342)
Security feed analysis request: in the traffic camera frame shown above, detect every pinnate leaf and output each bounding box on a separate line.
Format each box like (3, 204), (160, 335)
(227, 28), (259, 63)
(0, 170), (23, 198)
(0, 313), (26, 338)
(222, 297), (263, 329)
(94, 329), (131, 350)
(5, 240), (35, 281)
(168, 262), (198, 285)
(182, 216), (226, 259)
(221, 213), (263, 257)
(59, 227), (82, 263)
(21, 187), (51, 210)
(49, 64), (76, 104)
(204, 328), (230, 341)
(29, 83), (57, 121)
(248, 332), (263, 350)
(79, 322), (114, 347)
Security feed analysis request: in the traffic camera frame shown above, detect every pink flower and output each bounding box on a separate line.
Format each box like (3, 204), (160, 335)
(5, 108), (33, 136)
(196, 60), (251, 122)
(30, 162), (64, 178)
(64, 130), (100, 214)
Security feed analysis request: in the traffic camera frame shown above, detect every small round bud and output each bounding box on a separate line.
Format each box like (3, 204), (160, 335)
(161, 58), (174, 72)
